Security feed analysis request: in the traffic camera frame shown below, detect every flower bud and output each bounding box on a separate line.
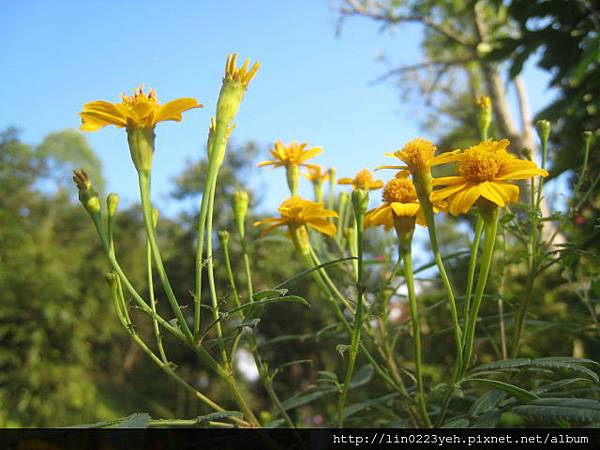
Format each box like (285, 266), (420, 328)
(536, 120), (551, 145)
(107, 193), (120, 217)
(105, 272), (118, 286)
(126, 127), (155, 174)
(233, 189), (249, 235)
(351, 188), (369, 218)
(73, 169), (101, 216)
(218, 230), (230, 245)
(582, 130), (593, 145)
(286, 164), (300, 196)
(475, 95), (492, 139)
(393, 215), (416, 249)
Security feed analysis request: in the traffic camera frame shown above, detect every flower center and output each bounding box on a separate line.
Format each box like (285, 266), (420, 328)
(121, 86), (159, 109)
(382, 177), (417, 204)
(354, 169), (375, 189)
(458, 139), (512, 183)
(396, 138), (436, 172)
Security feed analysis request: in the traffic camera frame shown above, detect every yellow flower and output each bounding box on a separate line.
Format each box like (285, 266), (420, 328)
(258, 141), (322, 169)
(377, 138), (461, 175)
(365, 176), (428, 230)
(302, 166), (330, 183)
(254, 197), (337, 237)
(338, 169), (384, 191)
(224, 53), (260, 89)
(79, 86), (202, 131)
(430, 139), (549, 215)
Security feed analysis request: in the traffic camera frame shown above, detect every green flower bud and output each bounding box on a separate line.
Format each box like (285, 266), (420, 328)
(73, 169), (101, 216)
(126, 127), (155, 174)
(105, 272), (118, 286)
(107, 193), (120, 217)
(536, 120), (551, 145)
(582, 130), (593, 145)
(218, 230), (230, 244)
(351, 188), (369, 218)
(475, 95), (492, 139)
(233, 189), (249, 235)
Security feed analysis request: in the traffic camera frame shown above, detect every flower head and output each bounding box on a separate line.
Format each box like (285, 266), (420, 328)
(258, 141), (323, 169)
(79, 86), (202, 132)
(431, 139), (549, 215)
(338, 169), (384, 191)
(224, 53), (260, 89)
(377, 138), (461, 176)
(365, 176), (427, 230)
(303, 166), (330, 183)
(254, 197), (337, 237)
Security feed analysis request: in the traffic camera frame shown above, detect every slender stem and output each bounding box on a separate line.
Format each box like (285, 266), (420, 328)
(138, 171), (193, 342)
(205, 180), (229, 365)
(296, 238), (411, 403)
(91, 215), (259, 425)
(147, 239), (168, 363)
(464, 216), (484, 322)
(401, 244), (432, 428)
(221, 234), (241, 310)
(337, 212), (365, 427)
(421, 203), (463, 367)
(498, 227), (508, 360)
(108, 278), (246, 426)
(462, 208), (499, 373)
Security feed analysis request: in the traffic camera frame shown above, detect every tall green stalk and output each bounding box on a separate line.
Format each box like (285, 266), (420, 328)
(138, 171), (194, 342)
(462, 204), (499, 372)
(401, 244), (432, 427)
(337, 198), (366, 428)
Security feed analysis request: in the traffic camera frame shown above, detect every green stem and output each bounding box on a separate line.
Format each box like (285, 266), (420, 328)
(462, 207), (499, 373)
(421, 202), (463, 368)
(296, 238), (411, 403)
(220, 233), (241, 310)
(147, 239), (168, 363)
(464, 216), (484, 322)
(138, 171), (193, 342)
(108, 278), (246, 427)
(337, 213), (365, 428)
(205, 180), (229, 365)
(401, 244), (432, 428)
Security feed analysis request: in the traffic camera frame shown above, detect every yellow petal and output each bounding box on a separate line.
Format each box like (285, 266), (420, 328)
(81, 101), (128, 125)
(375, 165), (407, 171)
(432, 176), (466, 186)
(337, 178), (354, 185)
(479, 181), (507, 207)
(307, 218), (336, 236)
(390, 202), (420, 217)
(79, 111), (127, 129)
(297, 147), (323, 163)
(448, 184), (481, 215)
(430, 181), (469, 201)
(257, 160), (277, 167)
(431, 149), (462, 166)
(155, 98), (202, 123)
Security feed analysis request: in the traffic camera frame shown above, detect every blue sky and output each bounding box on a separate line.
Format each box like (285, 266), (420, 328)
(1, 0), (560, 216)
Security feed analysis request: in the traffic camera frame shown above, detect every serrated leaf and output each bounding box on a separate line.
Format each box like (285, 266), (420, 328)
(252, 289), (288, 301)
(469, 389), (507, 417)
(472, 410), (503, 428)
(511, 398), (600, 424)
(196, 411), (243, 423)
(442, 417), (470, 428)
(468, 378), (538, 403)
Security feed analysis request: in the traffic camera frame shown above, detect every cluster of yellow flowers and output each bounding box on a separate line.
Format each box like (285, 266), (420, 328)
(253, 135), (548, 242)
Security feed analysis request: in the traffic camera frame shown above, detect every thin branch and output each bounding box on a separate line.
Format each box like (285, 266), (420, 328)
(342, 0), (474, 47)
(372, 57), (476, 83)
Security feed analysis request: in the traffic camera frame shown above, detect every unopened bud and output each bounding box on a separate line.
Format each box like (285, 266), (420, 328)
(233, 189), (249, 235)
(536, 120), (551, 145)
(73, 169), (101, 216)
(582, 130), (593, 145)
(107, 193), (120, 217)
(105, 272), (118, 286)
(218, 230), (230, 245)
(475, 95), (492, 138)
(351, 188), (369, 218)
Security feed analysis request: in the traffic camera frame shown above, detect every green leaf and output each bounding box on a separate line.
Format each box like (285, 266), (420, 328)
(471, 358), (531, 372)
(281, 387), (337, 411)
(469, 389), (506, 417)
(442, 417), (470, 428)
(252, 289), (288, 301)
(468, 378), (538, 403)
(350, 364), (374, 388)
(343, 393), (398, 419)
(196, 411), (243, 423)
(336, 344), (350, 357)
(472, 410), (503, 428)
(72, 412), (151, 428)
(511, 398), (600, 425)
